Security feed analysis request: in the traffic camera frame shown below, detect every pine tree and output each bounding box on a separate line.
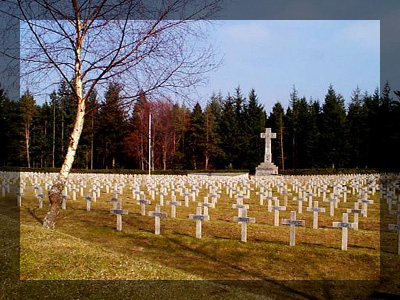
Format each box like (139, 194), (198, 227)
(0, 87), (20, 166)
(320, 85), (348, 168)
(269, 102), (285, 170)
(187, 103), (205, 169)
(170, 103), (190, 169)
(97, 83), (128, 169)
(308, 99), (321, 168)
(391, 89), (400, 170)
(362, 87), (380, 168)
(218, 94), (238, 169)
(245, 89), (266, 172)
(76, 90), (99, 169)
(292, 97), (311, 169)
(36, 101), (53, 168)
(204, 97), (222, 170)
(378, 81), (393, 169)
(346, 87), (366, 168)
(287, 85), (299, 169)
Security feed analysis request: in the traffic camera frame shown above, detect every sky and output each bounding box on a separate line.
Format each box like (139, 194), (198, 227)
(192, 20), (380, 111)
(18, 20), (380, 112)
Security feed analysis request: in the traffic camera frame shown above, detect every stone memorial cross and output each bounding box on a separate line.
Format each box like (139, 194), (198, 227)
(260, 128), (276, 163)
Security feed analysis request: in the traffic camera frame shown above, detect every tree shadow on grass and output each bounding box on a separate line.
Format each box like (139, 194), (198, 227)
(161, 235), (383, 299)
(26, 208), (43, 225)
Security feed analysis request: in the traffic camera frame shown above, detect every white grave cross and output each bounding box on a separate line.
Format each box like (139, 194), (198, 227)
(149, 204), (168, 235)
(260, 128), (276, 163)
(271, 198), (286, 226)
(332, 212), (354, 250)
(137, 195), (151, 216)
(233, 208), (256, 242)
(110, 208), (128, 231)
(307, 201), (325, 229)
(388, 223), (400, 255)
(281, 211), (305, 246)
(188, 206), (209, 238)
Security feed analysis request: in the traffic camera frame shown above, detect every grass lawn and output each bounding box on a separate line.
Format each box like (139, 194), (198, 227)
(1, 174), (399, 299)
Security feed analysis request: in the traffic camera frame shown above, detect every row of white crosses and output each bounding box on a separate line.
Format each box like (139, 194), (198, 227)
(254, 174), (381, 249)
(381, 174), (400, 255)
(12, 171), (387, 251)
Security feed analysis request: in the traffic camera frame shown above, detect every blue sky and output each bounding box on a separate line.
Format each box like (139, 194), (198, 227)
(193, 20), (380, 111)
(21, 20), (380, 112)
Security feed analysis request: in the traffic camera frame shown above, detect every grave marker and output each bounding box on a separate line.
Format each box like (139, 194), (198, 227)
(388, 223), (400, 255)
(188, 206), (209, 238)
(85, 194), (92, 211)
(281, 211), (305, 246)
(166, 198), (181, 218)
(332, 213), (354, 250)
(328, 196), (338, 217)
(200, 196), (214, 217)
(61, 195), (67, 210)
(233, 208), (256, 242)
(110, 208), (128, 231)
(307, 201), (325, 229)
(149, 204), (168, 235)
(37, 193), (44, 209)
(358, 198), (374, 217)
(271, 198), (286, 226)
(346, 202), (364, 230)
(16, 189), (23, 207)
(137, 196), (151, 216)
(293, 197), (306, 214)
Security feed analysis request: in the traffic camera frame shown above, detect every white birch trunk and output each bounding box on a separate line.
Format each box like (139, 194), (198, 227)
(43, 12), (84, 229)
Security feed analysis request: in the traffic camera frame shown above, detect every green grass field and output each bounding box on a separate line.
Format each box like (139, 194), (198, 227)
(1, 175), (400, 299)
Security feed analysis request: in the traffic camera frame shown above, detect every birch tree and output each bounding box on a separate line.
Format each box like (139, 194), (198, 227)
(2, 0), (222, 229)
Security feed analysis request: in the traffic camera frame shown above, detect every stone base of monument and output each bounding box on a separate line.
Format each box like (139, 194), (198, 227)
(255, 162), (278, 176)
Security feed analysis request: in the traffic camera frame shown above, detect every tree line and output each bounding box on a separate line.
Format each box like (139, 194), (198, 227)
(1, 81), (400, 172)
